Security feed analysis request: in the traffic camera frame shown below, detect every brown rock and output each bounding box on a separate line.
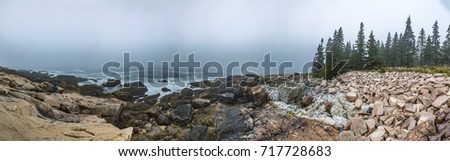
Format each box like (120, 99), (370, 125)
(372, 101), (384, 116)
(350, 118), (368, 136)
(406, 120), (437, 141)
(355, 99), (363, 108)
(328, 88), (337, 94)
(346, 92), (357, 102)
(369, 126), (386, 141)
(365, 119), (376, 132)
(432, 95), (450, 107)
(300, 96), (314, 107)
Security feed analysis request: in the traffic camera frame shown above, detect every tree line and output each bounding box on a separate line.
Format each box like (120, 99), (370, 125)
(312, 16), (450, 79)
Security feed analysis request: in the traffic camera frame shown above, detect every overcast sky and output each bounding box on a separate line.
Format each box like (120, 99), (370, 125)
(1, 0), (450, 71)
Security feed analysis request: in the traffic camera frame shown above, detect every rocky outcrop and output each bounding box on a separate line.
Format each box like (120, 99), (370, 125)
(0, 72), (132, 141)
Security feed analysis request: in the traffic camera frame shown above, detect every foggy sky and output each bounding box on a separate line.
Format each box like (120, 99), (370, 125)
(1, 0), (450, 72)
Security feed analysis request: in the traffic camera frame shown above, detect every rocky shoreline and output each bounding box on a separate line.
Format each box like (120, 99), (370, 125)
(1, 66), (449, 141)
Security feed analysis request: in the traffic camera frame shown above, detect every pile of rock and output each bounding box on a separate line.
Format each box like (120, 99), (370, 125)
(314, 71), (450, 141)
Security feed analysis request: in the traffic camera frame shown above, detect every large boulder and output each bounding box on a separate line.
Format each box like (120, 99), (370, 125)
(263, 83), (305, 104)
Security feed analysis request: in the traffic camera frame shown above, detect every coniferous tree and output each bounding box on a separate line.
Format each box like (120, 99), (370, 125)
(384, 32), (392, 66)
(351, 22), (366, 70)
(325, 37), (334, 80)
(390, 32), (399, 67)
(431, 21), (441, 65)
(402, 16), (416, 67)
(366, 31), (383, 69)
(417, 28), (427, 66)
(331, 27), (345, 63)
(423, 36), (434, 66)
(313, 38), (325, 73)
(443, 25), (450, 66)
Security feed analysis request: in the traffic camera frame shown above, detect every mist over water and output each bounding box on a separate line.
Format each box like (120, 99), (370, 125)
(1, 0), (450, 73)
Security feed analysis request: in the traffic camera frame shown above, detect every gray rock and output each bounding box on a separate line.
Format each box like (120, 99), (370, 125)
(156, 115), (171, 126)
(192, 98), (211, 109)
(187, 125), (208, 141)
(170, 104), (193, 125)
(432, 95), (450, 107)
(215, 107), (252, 141)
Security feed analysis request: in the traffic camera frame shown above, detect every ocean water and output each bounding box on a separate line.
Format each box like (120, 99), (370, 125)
(44, 68), (215, 96)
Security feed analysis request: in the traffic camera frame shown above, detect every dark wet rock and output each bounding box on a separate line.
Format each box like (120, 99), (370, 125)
(215, 107), (253, 141)
(141, 93), (160, 105)
(113, 82), (148, 102)
(161, 87), (171, 92)
(190, 80), (223, 88)
(144, 106), (162, 118)
(78, 85), (107, 97)
(160, 93), (192, 108)
(103, 79), (121, 87)
(198, 88), (219, 102)
(156, 115), (171, 126)
(170, 104), (193, 125)
(186, 125), (208, 141)
(192, 98), (211, 109)
(218, 92), (235, 104)
(181, 88), (193, 98)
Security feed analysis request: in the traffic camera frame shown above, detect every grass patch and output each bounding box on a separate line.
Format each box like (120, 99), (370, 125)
(376, 66), (450, 76)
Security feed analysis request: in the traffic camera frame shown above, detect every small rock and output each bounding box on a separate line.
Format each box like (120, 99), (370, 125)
(218, 93), (235, 104)
(186, 125), (208, 141)
(170, 104), (193, 125)
(369, 126), (386, 141)
(346, 92), (357, 102)
(365, 119), (376, 132)
(432, 95), (450, 107)
(339, 131), (356, 141)
(417, 112), (436, 125)
(192, 98), (211, 109)
(355, 99), (363, 108)
(328, 88), (337, 94)
(144, 106), (162, 118)
(300, 96), (314, 107)
(324, 102), (333, 112)
(156, 115), (171, 126)
(372, 101), (384, 116)
(389, 97), (398, 107)
(161, 87), (171, 92)
(350, 118), (368, 136)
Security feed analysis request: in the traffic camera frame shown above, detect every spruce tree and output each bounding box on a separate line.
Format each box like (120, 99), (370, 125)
(402, 16), (416, 67)
(366, 31), (383, 69)
(431, 21), (441, 66)
(417, 28), (426, 66)
(390, 32), (399, 67)
(325, 37), (334, 80)
(351, 22), (366, 70)
(313, 38), (325, 73)
(443, 25), (450, 66)
(384, 32), (392, 66)
(423, 36), (434, 66)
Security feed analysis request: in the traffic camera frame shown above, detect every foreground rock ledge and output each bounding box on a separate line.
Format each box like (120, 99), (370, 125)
(0, 72), (132, 141)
